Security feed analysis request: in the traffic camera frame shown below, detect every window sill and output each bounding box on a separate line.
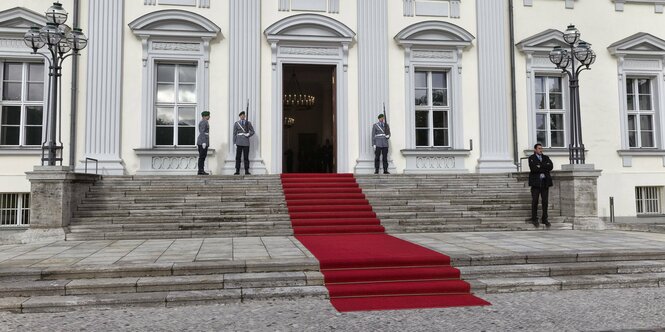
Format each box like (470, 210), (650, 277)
(0, 147), (43, 156)
(617, 149), (665, 156)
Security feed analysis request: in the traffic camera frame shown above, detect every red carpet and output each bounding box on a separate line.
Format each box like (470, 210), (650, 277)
(281, 173), (490, 312)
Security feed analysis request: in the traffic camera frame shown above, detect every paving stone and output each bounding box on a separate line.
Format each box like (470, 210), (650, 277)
(241, 286), (328, 300)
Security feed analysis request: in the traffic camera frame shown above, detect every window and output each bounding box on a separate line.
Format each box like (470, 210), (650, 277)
(636, 186), (662, 215)
(534, 75), (565, 148)
(0, 62), (44, 146)
(154, 63), (197, 146)
(414, 70), (450, 147)
(626, 78), (656, 148)
(0, 193), (30, 226)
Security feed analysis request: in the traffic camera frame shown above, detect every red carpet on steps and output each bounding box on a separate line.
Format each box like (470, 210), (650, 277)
(280, 173), (490, 312)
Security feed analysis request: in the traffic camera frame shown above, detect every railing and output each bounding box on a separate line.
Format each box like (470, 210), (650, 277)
(84, 157), (99, 175)
(516, 157), (529, 172)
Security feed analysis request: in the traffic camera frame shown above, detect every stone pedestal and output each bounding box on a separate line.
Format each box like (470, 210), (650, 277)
(557, 164), (605, 230)
(24, 166), (100, 242)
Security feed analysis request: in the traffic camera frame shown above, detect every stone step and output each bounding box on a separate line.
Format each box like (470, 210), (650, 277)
(470, 272), (665, 294)
(1, 286), (328, 313)
(0, 271), (322, 298)
(72, 208), (288, 218)
(69, 215), (292, 225)
(68, 220), (294, 232)
(65, 228), (295, 240)
(387, 223), (573, 232)
(459, 260), (665, 279)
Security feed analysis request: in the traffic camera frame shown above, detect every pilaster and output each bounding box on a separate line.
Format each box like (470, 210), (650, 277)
(475, 0), (515, 172)
(77, 0), (125, 175)
(355, 0), (395, 174)
(223, 0), (267, 174)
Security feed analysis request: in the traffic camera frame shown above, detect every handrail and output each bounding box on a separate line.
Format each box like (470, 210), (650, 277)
(84, 157), (99, 175)
(516, 156), (529, 172)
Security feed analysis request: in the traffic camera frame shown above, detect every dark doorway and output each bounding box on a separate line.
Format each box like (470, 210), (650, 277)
(282, 64), (336, 173)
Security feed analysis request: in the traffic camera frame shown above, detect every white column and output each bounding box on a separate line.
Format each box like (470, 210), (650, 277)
(475, 0), (515, 173)
(223, 0), (267, 174)
(77, 0), (125, 175)
(354, 0), (394, 173)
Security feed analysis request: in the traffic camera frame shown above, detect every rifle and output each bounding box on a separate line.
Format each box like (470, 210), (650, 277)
(245, 99), (249, 123)
(383, 102), (387, 124)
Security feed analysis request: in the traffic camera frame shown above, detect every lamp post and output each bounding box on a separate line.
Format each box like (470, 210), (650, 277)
(549, 24), (596, 164)
(23, 2), (87, 166)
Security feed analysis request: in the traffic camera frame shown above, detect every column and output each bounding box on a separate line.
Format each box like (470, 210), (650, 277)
(354, 0), (393, 173)
(223, 0), (267, 174)
(475, 0), (516, 172)
(76, 0), (125, 175)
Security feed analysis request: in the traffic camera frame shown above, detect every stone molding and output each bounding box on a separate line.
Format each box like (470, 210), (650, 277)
(523, 0), (575, 9)
(403, 0), (461, 18)
(264, 14), (355, 173)
(135, 148), (215, 174)
(613, 0), (664, 13)
(278, 0), (340, 13)
(394, 20), (474, 163)
(609, 33), (665, 159)
(144, 0), (210, 8)
(401, 149), (470, 173)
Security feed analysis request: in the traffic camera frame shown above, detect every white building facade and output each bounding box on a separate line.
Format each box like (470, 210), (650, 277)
(1, 0), (665, 225)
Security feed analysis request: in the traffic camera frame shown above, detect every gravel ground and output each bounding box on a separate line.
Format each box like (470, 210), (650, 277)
(2, 288), (665, 332)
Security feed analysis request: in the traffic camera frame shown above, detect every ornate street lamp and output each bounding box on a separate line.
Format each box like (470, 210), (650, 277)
(23, 2), (88, 166)
(549, 25), (595, 164)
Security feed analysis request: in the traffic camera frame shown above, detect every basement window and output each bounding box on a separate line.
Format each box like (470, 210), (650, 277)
(635, 186), (663, 215)
(0, 193), (30, 226)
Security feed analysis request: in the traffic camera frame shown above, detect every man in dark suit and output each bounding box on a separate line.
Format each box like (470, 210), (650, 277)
(528, 143), (553, 228)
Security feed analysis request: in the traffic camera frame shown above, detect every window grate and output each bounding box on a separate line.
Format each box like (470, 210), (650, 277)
(0, 193), (30, 226)
(635, 186), (662, 215)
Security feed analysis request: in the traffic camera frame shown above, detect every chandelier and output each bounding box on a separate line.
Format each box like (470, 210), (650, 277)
(283, 70), (315, 109)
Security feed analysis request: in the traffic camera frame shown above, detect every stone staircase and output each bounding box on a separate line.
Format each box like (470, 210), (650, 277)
(67, 175), (292, 241)
(357, 174), (570, 232)
(454, 249), (665, 294)
(0, 258), (326, 313)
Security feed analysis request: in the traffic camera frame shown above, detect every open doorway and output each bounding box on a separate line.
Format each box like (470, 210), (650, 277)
(282, 64), (336, 173)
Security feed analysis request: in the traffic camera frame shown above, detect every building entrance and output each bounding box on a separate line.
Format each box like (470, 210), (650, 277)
(282, 64), (336, 173)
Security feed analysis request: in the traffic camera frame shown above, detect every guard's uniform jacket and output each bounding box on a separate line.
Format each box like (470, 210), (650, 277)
(371, 121), (391, 147)
(233, 120), (255, 146)
(196, 119), (209, 146)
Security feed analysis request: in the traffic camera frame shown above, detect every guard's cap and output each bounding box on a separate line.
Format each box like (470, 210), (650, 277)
(201, 111), (210, 116)
(239, 111), (246, 116)
(378, 114), (385, 119)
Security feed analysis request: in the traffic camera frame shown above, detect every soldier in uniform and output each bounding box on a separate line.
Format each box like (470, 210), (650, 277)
(371, 114), (391, 174)
(196, 111), (210, 175)
(233, 111), (255, 175)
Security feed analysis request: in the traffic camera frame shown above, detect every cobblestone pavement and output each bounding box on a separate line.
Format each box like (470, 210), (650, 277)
(1, 287), (665, 332)
(2, 231), (665, 268)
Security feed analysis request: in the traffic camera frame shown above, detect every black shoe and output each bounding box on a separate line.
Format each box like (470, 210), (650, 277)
(374, 170), (379, 174)
(383, 171), (390, 174)
(197, 171), (209, 175)
(245, 171), (251, 175)
(542, 220), (551, 228)
(234, 171), (240, 175)
(531, 219), (540, 228)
